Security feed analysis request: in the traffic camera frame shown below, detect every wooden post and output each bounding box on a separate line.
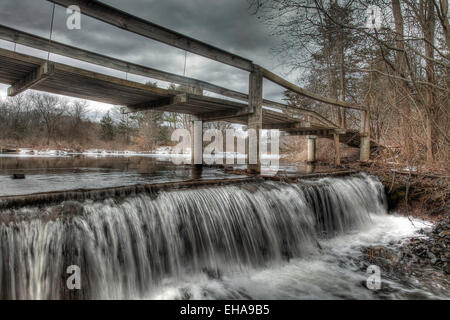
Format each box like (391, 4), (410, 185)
(334, 133), (341, 166)
(340, 109), (346, 129)
(305, 163), (315, 174)
(247, 66), (263, 174)
(7, 62), (54, 96)
(190, 85), (204, 178)
(191, 118), (203, 165)
(188, 85), (203, 96)
(307, 135), (317, 163)
(191, 117), (203, 178)
(360, 109), (371, 162)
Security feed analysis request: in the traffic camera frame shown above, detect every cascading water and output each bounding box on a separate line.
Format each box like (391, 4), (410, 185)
(0, 174), (441, 300)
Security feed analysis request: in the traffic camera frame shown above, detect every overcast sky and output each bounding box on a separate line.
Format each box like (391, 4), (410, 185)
(0, 0), (295, 114)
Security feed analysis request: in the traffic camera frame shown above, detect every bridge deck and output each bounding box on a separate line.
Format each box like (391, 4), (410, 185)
(0, 48), (342, 137)
(0, 49), (248, 113)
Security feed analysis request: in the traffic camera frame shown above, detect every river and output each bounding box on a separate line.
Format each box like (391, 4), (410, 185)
(0, 155), (448, 299)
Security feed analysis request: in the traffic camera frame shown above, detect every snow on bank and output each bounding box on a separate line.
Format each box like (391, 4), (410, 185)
(2, 146), (284, 160)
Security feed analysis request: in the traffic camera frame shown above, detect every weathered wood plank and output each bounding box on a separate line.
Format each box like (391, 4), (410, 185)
(0, 27), (350, 126)
(0, 47), (355, 140)
(7, 61), (54, 96)
(0, 24), (251, 102)
(53, 63), (173, 96)
(263, 100), (338, 128)
(0, 171), (360, 210)
(124, 94), (187, 113)
(263, 122), (302, 129)
(284, 129), (336, 136)
(188, 94), (247, 110)
(46, 0), (253, 71)
(125, 97), (173, 112)
(200, 108), (250, 122)
(360, 109), (371, 161)
(247, 67), (263, 173)
(0, 177), (261, 209)
(334, 134), (341, 166)
(260, 66), (365, 110)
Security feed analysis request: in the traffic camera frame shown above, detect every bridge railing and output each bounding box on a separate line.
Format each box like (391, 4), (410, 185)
(1, 0), (371, 162)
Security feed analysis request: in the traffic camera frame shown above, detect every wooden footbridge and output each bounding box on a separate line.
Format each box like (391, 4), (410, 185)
(0, 0), (371, 173)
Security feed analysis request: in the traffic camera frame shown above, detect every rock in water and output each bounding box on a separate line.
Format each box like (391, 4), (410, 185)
(12, 173), (25, 179)
(427, 251), (437, 264)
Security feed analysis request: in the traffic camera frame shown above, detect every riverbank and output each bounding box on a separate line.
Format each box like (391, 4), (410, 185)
(361, 213), (450, 294)
(2, 173), (447, 299)
(344, 161), (450, 291)
(0, 146), (176, 156)
(343, 161), (449, 217)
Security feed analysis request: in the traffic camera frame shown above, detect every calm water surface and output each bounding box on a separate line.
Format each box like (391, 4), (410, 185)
(0, 154), (325, 196)
(0, 154), (240, 196)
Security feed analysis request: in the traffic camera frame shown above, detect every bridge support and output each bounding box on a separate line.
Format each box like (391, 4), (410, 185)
(190, 85), (204, 178)
(247, 67), (263, 174)
(360, 110), (371, 162)
(306, 163), (315, 174)
(7, 62), (54, 96)
(307, 135), (317, 163)
(191, 117), (203, 178)
(334, 134), (341, 166)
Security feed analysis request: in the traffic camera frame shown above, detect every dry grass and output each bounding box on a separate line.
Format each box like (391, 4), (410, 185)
(281, 136), (359, 163)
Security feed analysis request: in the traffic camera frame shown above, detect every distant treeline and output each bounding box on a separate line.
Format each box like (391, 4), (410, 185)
(0, 86), (233, 151)
(0, 91), (177, 151)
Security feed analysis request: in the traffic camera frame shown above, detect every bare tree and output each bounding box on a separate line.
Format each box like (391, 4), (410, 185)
(31, 92), (67, 145)
(67, 100), (89, 140)
(250, 0), (449, 165)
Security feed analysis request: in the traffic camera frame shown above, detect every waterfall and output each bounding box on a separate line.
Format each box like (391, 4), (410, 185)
(0, 174), (387, 299)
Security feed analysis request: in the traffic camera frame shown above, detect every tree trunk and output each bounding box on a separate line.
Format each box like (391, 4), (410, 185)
(423, 0), (436, 162)
(339, 30), (346, 129)
(392, 0), (413, 159)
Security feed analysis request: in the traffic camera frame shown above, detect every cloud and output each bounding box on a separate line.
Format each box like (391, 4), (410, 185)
(0, 0), (292, 112)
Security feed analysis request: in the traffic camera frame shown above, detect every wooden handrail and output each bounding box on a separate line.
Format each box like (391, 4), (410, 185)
(259, 66), (366, 111)
(47, 0), (253, 71)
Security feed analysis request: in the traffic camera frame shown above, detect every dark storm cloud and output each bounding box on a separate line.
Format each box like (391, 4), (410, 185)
(0, 0), (288, 105)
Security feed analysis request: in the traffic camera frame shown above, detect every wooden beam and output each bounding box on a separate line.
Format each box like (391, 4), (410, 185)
(307, 136), (317, 163)
(247, 68), (263, 174)
(200, 108), (250, 122)
(0, 25), (248, 100)
(260, 66), (365, 110)
(262, 100), (338, 128)
(0, 24), (355, 123)
(263, 122), (302, 130)
(47, 0), (253, 71)
(52, 63), (174, 96)
(281, 126), (335, 132)
(189, 94), (247, 110)
(285, 129), (335, 136)
(0, 46), (44, 67)
(360, 109), (371, 161)
(7, 61), (54, 96)
(191, 116), (203, 166)
(0, 48), (178, 104)
(0, 24), (255, 103)
(125, 94), (188, 113)
(334, 134), (341, 166)
(123, 97), (173, 113)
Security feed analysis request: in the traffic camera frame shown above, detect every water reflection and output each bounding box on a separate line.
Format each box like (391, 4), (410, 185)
(0, 155), (338, 196)
(0, 155), (243, 196)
